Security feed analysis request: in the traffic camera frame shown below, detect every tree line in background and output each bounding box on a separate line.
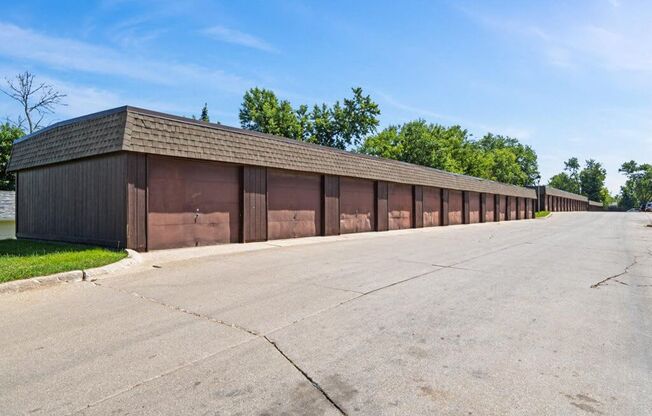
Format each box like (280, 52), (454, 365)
(0, 71), (649, 211)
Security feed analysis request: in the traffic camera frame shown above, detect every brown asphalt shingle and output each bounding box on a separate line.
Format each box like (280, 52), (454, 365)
(9, 106), (537, 199)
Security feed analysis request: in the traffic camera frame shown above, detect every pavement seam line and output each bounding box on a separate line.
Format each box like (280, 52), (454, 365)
(65, 336), (258, 415)
(264, 335), (347, 416)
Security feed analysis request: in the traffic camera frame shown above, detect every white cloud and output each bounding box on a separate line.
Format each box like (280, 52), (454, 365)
(202, 25), (277, 53)
(0, 22), (253, 94)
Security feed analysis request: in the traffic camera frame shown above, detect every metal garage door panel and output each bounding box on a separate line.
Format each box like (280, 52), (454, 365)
(148, 156), (241, 250)
(519, 199), (526, 219)
(484, 193), (494, 222)
(423, 186), (441, 227)
(388, 183), (413, 230)
(267, 169), (322, 240)
(448, 190), (463, 225)
(469, 192), (480, 223)
(340, 177), (375, 234)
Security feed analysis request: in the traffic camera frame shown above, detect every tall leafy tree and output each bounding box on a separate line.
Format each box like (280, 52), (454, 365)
(618, 160), (652, 209)
(579, 159), (607, 202)
(239, 87), (380, 149)
(359, 120), (539, 186)
(549, 157), (581, 193)
(0, 122), (24, 190)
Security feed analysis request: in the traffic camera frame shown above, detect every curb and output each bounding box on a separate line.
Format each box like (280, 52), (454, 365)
(0, 249), (142, 294)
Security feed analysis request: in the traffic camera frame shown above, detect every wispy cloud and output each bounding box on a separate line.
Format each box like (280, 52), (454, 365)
(202, 25), (277, 53)
(0, 22), (253, 94)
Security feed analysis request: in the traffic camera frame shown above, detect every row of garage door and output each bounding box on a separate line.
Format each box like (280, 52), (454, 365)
(147, 156), (530, 249)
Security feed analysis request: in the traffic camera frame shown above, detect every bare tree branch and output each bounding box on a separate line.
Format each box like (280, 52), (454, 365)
(1, 71), (66, 133)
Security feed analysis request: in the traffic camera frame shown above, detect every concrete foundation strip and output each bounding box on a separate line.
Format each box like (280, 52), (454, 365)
(0, 249), (142, 294)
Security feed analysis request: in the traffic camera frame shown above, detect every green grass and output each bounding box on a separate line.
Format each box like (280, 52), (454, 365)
(535, 211), (551, 218)
(0, 239), (127, 283)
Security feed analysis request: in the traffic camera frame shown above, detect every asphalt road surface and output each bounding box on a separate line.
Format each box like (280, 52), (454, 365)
(1, 212), (651, 415)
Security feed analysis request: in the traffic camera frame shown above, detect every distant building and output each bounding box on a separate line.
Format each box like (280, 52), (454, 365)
(0, 191), (15, 239)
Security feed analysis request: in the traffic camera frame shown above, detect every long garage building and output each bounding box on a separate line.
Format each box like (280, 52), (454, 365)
(8, 106), (538, 251)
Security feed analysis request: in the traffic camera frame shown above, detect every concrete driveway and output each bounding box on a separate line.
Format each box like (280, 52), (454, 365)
(1, 212), (651, 415)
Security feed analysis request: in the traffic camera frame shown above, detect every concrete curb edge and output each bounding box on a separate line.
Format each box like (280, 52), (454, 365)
(0, 249), (142, 294)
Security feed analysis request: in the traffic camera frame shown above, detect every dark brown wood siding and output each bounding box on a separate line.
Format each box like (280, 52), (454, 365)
(448, 190), (463, 225)
(243, 165), (267, 242)
(267, 169), (322, 239)
(413, 185), (423, 228)
(126, 153), (147, 251)
(388, 182), (413, 230)
(323, 175), (340, 236)
(499, 195), (507, 221)
(508, 196), (517, 220)
(147, 155), (241, 249)
(442, 189), (449, 226)
(340, 177), (375, 234)
(422, 186), (441, 227)
(376, 181), (388, 231)
(16, 153), (127, 247)
(519, 198), (526, 219)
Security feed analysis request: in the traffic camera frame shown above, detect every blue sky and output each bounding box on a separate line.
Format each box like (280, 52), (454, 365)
(1, 0), (650, 193)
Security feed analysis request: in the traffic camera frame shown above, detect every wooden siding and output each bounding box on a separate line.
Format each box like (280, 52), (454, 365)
(323, 175), (340, 236)
(376, 181), (388, 231)
(16, 153), (127, 247)
(413, 185), (423, 228)
(469, 191), (480, 224)
(126, 153), (147, 251)
(243, 165), (267, 242)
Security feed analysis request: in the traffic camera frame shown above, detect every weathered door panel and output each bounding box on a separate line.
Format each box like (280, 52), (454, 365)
(340, 177), (375, 234)
(499, 195), (507, 221)
(448, 190), (463, 225)
(388, 183), (413, 230)
(147, 156), (240, 250)
(468, 191), (480, 224)
(267, 169), (322, 239)
(423, 186), (441, 227)
(484, 193), (494, 222)
(509, 197), (517, 220)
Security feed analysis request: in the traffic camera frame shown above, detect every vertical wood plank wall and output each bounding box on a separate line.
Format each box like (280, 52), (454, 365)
(242, 165), (267, 242)
(376, 181), (389, 231)
(16, 153), (127, 247)
(323, 175), (340, 236)
(413, 185), (423, 228)
(126, 153), (147, 251)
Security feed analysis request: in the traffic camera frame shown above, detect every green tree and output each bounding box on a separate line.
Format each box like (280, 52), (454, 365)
(0, 122), (24, 190)
(579, 159), (607, 202)
(548, 157), (581, 193)
(359, 121), (539, 186)
(200, 103), (210, 122)
(239, 87), (380, 149)
(618, 160), (652, 209)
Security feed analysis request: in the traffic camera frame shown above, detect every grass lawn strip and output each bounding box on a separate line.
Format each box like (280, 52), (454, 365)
(0, 239), (127, 283)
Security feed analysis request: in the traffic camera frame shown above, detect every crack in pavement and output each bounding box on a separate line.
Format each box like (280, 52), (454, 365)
(591, 257), (640, 288)
(264, 336), (347, 415)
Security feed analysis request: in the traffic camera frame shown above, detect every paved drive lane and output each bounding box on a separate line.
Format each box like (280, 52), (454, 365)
(1, 212), (651, 415)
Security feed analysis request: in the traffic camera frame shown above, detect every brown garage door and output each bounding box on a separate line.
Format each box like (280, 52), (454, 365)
(388, 183), (413, 230)
(509, 197), (517, 220)
(267, 169), (322, 240)
(519, 198), (526, 219)
(499, 195), (507, 221)
(469, 192), (480, 223)
(423, 186), (441, 227)
(448, 190), (463, 225)
(148, 156), (241, 250)
(340, 177), (375, 234)
(485, 193), (494, 222)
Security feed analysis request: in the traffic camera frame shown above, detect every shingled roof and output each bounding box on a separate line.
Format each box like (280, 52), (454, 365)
(541, 186), (589, 202)
(9, 106), (537, 198)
